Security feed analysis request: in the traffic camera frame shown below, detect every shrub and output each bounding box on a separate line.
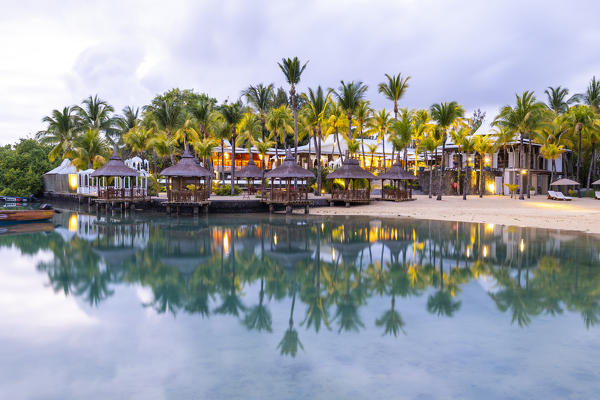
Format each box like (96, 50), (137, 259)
(214, 184), (241, 196)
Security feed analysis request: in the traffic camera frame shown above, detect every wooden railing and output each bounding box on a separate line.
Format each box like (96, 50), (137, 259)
(331, 188), (370, 202)
(382, 188), (412, 201)
(167, 189), (210, 203)
(98, 187), (146, 200)
(263, 189), (308, 203)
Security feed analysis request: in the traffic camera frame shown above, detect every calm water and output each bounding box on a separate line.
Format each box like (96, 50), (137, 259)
(1, 209), (600, 399)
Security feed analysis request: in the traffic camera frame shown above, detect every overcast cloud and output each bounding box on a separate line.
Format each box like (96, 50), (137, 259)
(1, 0), (599, 144)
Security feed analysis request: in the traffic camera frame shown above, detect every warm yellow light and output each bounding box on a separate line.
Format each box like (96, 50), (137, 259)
(485, 223), (494, 233)
(483, 245), (488, 258)
(519, 238), (525, 252)
(223, 231), (230, 254)
(68, 214), (78, 232)
(225, 153), (230, 159)
(321, 189), (325, 194)
(321, 223), (325, 231)
(258, 154), (263, 160)
(521, 169), (527, 175)
(332, 248), (336, 260)
(68, 174), (78, 190)
(273, 233), (278, 246)
(487, 183), (495, 193)
(466, 247), (471, 258)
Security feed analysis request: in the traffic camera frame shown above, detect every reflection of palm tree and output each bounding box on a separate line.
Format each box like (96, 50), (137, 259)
(376, 295), (405, 336)
(278, 267), (303, 357)
(243, 278), (272, 332)
(301, 227), (330, 333)
(334, 271), (365, 333)
(427, 290), (461, 317)
(214, 229), (245, 317)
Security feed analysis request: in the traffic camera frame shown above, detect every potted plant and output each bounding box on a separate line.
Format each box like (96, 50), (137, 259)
(529, 186), (536, 197)
(504, 183), (518, 199)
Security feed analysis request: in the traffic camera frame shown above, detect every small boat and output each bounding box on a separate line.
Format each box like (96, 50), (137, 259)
(0, 208), (55, 223)
(0, 195), (33, 203)
(0, 222), (54, 235)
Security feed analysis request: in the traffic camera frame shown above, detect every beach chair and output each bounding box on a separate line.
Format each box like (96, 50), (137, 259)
(547, 191), (560, 200)
(555, 192), (572, 201)
(595, 191), (600, 200)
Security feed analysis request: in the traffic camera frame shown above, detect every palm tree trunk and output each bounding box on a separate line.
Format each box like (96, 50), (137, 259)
(220, 139), (225, 187)
(348, 114), (353, 140)
(361, 135), (366, 169)
(231, 131), (236, 195)
(382, 136), (386, 172)
(527, 134), (532, 198)
(551, 159), (556, 183)
(404, 147), (408, 171)
(427, 151), (432, 199)
(316, 126), (322, 196)
(335, 129), (344, 161)
(292, 85), (298, 158)
(577, 125), (582, 197)
(436, 132), (446, 200)
(587, 142), (595, 189)
(519, 134), (525, 200)
(479, 153), (484, 198)
(462, 151), (468, 200)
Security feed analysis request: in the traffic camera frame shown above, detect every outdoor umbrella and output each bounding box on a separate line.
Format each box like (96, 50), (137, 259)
(591, 179), (600, 186)
(550, 178), (580, 186)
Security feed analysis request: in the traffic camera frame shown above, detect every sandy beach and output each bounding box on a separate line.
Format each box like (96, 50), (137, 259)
(312, 195), (600, 234)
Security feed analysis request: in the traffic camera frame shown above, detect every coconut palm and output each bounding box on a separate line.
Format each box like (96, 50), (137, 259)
(461, 135), (477, 199)
(565, 105), (596, 192)
(302, 86), (332, 195)
(278, 57), (308, 157)
(255, 138), (275, 193)
(148, 133), (178, 165)
(368, 109), (392, 172)
(123, 126), (155, 159)
(116, 106), (141, 137)
(473, 135), (494, 197)
(75, 95), (116, 141)
(449, 125), (469, 197)
(544, 86), (573, 115)
(189, 99), (215, 139)
(377, 73), (411, 119)
(573, 76), (600, 113)
(492, 91), (546, 199)
(174, 117), (201, 148)
(354, 101), (372, 167)
(430, 101), (465, 200)
(390, 110), (413, 168)
(236, 112), (262, 152)
(192, 137), (217, 172)
(493, 126), (515, 195)
(242, 83), (274, 141)
(220, 101), (245, 195)
(212, 116), (230, 187)
(65, 128), (109, 169)
(333, 80), (368, 140)
(147, 99), (183, 163)
(265, 105), (294, 164)
(325, 101), (347, 160)
(37, 106), (79, 161)
(419, 132), (440, 198)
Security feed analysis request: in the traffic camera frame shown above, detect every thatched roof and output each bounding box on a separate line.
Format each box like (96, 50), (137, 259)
(550, 178), (580, 186)
(377, 161), (418, 180)
(265, 150), (314, 179)
(160, 148), (211, 177)
(326, 157), (375, 180)
(91, 149), (139, 177)
(237, 158), (262, 178)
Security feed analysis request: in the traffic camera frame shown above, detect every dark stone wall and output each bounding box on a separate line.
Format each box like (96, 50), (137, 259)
(418, 169), (499, 195)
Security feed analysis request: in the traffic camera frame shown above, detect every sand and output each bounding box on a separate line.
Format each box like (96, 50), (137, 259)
(312, 195), (600, 234)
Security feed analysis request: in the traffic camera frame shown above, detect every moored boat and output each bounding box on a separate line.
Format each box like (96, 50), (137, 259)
(0, 209), (55, 223)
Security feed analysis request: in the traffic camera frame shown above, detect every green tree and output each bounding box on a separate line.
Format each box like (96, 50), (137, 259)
(220, 101), (245, 195)
(278, 57), (308, 157)
(37, 106), (79, 161)
(333, 80), (368, 141)
(242, 83), (274, 141)
(302, 86), (332, 195)
(377, 73), (411, 119)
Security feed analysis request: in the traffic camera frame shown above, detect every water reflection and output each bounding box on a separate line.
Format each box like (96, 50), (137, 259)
(1, 211), (600, 357)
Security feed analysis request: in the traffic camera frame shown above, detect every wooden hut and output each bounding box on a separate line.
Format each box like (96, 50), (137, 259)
(237, 158), (262, 197)
(326, 156), (375, 207)
(160, 147), (211, 215)
(90, 149), (147, 208)
(264, 150), (314, 214)
(378, 160), (417, 201)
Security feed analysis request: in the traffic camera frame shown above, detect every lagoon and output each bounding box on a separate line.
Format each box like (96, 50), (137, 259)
(1, 210), (599, 399)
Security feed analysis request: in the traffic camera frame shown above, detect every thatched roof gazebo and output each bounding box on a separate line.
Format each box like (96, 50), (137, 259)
(237, 158), (263, 196)
(378, 160), (418, 202)
(90, 148), (147, 203)
(264, 150), (314, 214)
(326, 156), (375, 207)
(160, 147), (211, 215)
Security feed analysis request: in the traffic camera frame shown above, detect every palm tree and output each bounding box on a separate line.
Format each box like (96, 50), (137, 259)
(377, 73), (411, 119)
(419, 133), (440, 198)
(302, 86), (332, 195)
(255, 138), (275, 194)
(37, 106), (79, 161)
(473, 135), (494, 197)
(236, 112), (261, 153)
(566, 105), (595, 193)
(493, 91), (546, 199)
(573, 76), (600, 113)
(461, 135), (477, 199)
(449, 125), (469, 197)
(75, 95), (116, 141)
(354, 101), (372, 167)
(242, 83), (274, 141)
(147, 99), (183, 163)
(212, 116), (230, 187)
(544, 86), (572, 115)
(430, 101), (465, 200)
(189, 99), (215, 139)
(65, 128), (109, 169)
(493, 126), (515, 195)
(220, 101), (245, 195)
(278, 57), (308, 157)
(266, 105), (294, 164)
(116, 106), (140, 137)
(333, 80), (368, 141)
(192, 137), (217, 172)
(368, 109), (392, 172)
(174, 117), (200, 148)
(390, 110), (413, 168)
(325, 102), (347, 160)
(123, 126), (155, 160)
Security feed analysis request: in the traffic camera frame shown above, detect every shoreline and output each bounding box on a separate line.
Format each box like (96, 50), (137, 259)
(311, 194), (600, 235)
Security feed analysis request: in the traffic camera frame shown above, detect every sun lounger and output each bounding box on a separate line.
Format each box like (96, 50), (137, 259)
(547, 191), (560, 200)
(595, 191), (600, 200)
(555, 192), (572, 201)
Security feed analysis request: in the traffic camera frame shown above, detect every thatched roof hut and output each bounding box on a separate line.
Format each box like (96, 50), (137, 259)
(378, 161), (417, 181)
(265, 150), (314, 179)
(91, 149), (138, 177)
(160, 148), (211, 178)
(237, 158), (263, 179)
(326, 157), (375, 180)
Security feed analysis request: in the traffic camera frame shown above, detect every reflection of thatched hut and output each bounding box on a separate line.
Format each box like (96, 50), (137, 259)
(160, 147), (211, 215)
(237, 158), (263, 196)
(378, 161), (417, 201)
(91, 149), (147, 202)
(264, 150), (314, 214)
(326, 157), (375, 207)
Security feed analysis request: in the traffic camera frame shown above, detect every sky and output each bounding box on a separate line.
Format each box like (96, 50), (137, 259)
(1, 0), (600, 144)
